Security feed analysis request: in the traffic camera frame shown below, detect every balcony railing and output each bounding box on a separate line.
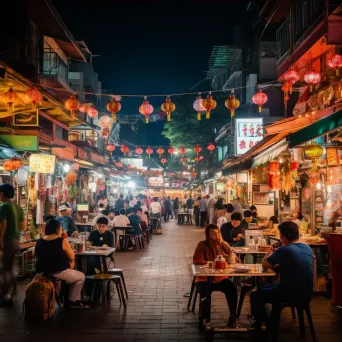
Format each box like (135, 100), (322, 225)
(276, 17), (290, 64)
(42, 48), (68, 83)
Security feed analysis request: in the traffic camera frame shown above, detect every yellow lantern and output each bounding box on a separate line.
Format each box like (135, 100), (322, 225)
(225, 89), (240, 118)
(304, 142), (325, 171)
(161, 96), (176, 121)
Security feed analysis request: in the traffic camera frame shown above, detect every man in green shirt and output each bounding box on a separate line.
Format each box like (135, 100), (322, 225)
(0, 184), (24, 306)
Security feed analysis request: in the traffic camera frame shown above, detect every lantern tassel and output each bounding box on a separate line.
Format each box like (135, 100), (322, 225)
(289, 85), (293, 94)
(231, 110), (234, 119)
(197, 112), (201, 121)
(258, 106), (262, 113)
(112, 113), (116, 123)
(206, 111), (210, 119)
(146, 117), (149, 124)
(167, 113), (171, 121)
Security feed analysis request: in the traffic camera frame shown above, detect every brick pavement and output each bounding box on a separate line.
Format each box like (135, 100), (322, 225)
(0, 220), (341, 341)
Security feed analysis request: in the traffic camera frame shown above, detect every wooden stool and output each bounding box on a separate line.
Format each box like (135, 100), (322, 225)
(120, 234), (144, 251)
(108, 268), (128, 299)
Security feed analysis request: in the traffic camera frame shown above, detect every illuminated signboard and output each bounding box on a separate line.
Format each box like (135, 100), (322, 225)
(235, 118), (263, 155)
(29, 154), (56, 174)
(147, 177), (164, 187)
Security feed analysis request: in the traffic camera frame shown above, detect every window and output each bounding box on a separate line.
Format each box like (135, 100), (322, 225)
(39, 115), (53, 135)
(55, 125), (68, 141)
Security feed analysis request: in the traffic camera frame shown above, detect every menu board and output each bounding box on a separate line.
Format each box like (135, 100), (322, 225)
(29, 154), (56, 174)
(326, 147), (340, 166)
(314, 190), (324, 233)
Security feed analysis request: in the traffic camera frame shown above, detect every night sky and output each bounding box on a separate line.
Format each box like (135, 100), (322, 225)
(52, 0), (249, 145)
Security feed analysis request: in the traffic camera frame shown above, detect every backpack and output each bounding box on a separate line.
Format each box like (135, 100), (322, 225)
(23, 276), (56, 323)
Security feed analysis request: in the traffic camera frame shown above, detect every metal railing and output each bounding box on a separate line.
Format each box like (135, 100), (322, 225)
(42, 48), (68, 83)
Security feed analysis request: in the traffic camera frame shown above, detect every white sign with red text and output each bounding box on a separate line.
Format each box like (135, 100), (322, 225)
(235, 118), (263, 155)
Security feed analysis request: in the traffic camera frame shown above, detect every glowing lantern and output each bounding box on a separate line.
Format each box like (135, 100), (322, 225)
(195, 156), (201, 163)
(194, 145), (202, 156)
(290, 160), (299, 179)
(199, 155), (204, 160)
(157, 147), (165, 157)
(79, 103), (91, 114)
(178, 146), (186, 156)
(193, 93), (204, 120)
(99, 128), (110, 139)
(304, 142), (324, 171)
(139, 97), (154, 123)
(106, 143), (115, 154)
(135, 147), (143, 156)
(121, 145), (129, 156)
(65, 94), (80, 119)
(168, 146), (175, 156)
(180, 157), (186, 164)
(107, 96), (121, 123)
(202, 92), (217, 119)
(207, 143), (215, 153)
(25, 86), (42, 110)
(268, 160), (281, 191)
(281, 82), (291, 110)
(87, 106), (98, 119)
(283, 66), (300, 94)
(98, 115), (113, 129)
(161, 96), (176, 121)
(146, 146), (153, 158)
(161, 158), (167, 166)
(116, 162), (123, 168)
(304, 68), (321, 92)
(225, 89), (240, 118)
(2, 87), (18, 113)
(327, 54), (342, 75)
(252, 89), (268, 112)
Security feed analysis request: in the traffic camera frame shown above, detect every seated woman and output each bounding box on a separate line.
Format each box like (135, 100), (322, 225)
(268, 216), (279, 230)
(34, 219), (89, 309)
(193, 224), (238, 328)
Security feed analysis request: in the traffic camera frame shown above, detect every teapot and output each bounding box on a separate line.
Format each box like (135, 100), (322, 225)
(214, 255), (227, 269)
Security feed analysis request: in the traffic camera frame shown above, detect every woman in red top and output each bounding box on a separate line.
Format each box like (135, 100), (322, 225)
(193, 224), (238, 328)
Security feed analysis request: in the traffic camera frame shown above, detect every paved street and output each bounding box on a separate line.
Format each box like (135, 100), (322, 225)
(1, 221), (341, 342)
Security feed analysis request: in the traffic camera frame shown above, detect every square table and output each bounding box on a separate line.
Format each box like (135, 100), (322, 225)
(232, 247), (268, 263)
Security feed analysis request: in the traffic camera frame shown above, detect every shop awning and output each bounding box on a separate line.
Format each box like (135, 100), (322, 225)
(251, 138), (288, 168)
(289, 108), (342, 147)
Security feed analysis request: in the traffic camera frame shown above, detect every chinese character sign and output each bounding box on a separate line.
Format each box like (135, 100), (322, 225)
(29, 154), (56, 174)
(235, 118), (263, 155)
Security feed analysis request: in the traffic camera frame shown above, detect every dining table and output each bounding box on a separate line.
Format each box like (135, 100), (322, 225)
(232, 246), (268, 263)
(191, 263), (276, 333)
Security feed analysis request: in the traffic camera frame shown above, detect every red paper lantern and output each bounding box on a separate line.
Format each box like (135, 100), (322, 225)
(139, 97), (154, 123)
(194, 145), (202, 156)
(157, 147), (165, 157)
(202, 92), (217, 119)
(65, 94), (81, 119)
(327, 54), (342, 75)
(116, 162), (123, 168)
(107, 96), (121, 123)
(268, 160), (281, 191)
(79, 103), (91, 114)
(180, 157), (186, 164)
(25, 86), (42, 110)
(290, 161), (299, 171)
(106, 143), (115, 153)
(225, 89), (240, 118)
(2, 87), (18, 113)
(146, 146), (153, 158)
(121, 145), (129, 156)
(304, 68), (321, 92)
(193, 94), (204, 121)
(135, 147), (143, 156)
(283, 67), (300, 94)
(87, 106), (98, 119)
(207, 143), (215, 153)
(252, 89), (268, 112)
(178, 146), (186, 156)
(161, 96), (176, 121)
(168, 146), (175, 156)
(195, 156), (201, 163)
(161, 158), (167, 165)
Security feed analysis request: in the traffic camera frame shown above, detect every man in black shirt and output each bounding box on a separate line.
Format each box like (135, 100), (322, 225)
(115, 194), (125, 211)
(220, 212), (244, 246)
(87, 217), (114, 248)
(163, 196), (172, 222)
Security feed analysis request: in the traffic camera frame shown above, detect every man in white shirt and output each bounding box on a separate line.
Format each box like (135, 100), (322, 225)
(113, 209), (130, 248)
(149, 197), (162, 230)
(97, 196), (108, 209)
(91, 210), (108, 230)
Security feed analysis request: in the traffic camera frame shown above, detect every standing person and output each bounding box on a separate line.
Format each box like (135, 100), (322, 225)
(199, 196), (208, 227)
(115, 194), (125, 211)
(186, 195), (194, 217)
(97, 195), (108, 210)
(56, 205), (78, 237)
(150, 197), (162, 229)
(108, 193), (116, 211)
(163, 196), (172, 222)
(208, 195), (217, 224)
(173, 197), (180, 219)
(0, 184), (25, 306)
(193, 224), (238, 328)
(194, 196), (200, 227)
(216, 196), (224, 210)
(181, 196), (187, 210)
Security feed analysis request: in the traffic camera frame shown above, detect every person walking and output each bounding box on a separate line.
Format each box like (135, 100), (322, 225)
(208, 195), (217, 224)
(163, 196), (172, 222)
(194, 196), (201, 227)
(199, 196), (208, 227)
(0, 184), (24, 306)
(173, 197), (180, 219)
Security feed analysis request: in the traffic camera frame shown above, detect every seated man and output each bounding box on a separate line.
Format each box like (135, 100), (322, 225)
(91, 209), (108, 230)
(220, 212), (244, 246)
(240, 210), (258, 230)
(250, 221), (314, 328)
(113, 209), (130, 248)
(193, 224), (238, 328)
(136, 207), (148, 230)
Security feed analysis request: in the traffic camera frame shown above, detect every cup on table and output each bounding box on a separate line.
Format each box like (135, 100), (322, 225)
(207, 261), (213, 269)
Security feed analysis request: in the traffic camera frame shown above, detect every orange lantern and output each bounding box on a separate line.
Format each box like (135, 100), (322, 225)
(79, 103), (91, 114)
(99, 128), (110, 139)
(116, 162), (123, 168)
(304, 68), (321, 92)
(281, 82), (291, 110)
(121, 145), (129, 156)
(327, 54), (342, 75)
(304, 142), (324, 171)
(106, 143), (115, 154)
(146, 146), (153, 158)
(157, 147), (165, 157)
(191, 170), (197, 178)
(283, 66), (300, 94)
(87, 105), (98, 119)
(161, 158), (167, 166)
(252, 88), (268, 112)
(202, 92), (217, 119)
(65, 94), (81, 119)
(193, 93), (204, 121)
(194, 145), (202, 156)
(161, 96), (176, 121)
(290, 160), (299, 179)
(178, 146), (186, 156)
(135, 147), (143, 156)
(225, 89), (240, 118)
(25, 86), (42, 110)
(2, 87), (18, 113)
(207, 143), (215, 153)
(168, 146), (175, 156)
(107, 96), (121, 123)
(139, 97), (154, 123)
(268, 160), (281, 191)
(195, 156), (201, 163)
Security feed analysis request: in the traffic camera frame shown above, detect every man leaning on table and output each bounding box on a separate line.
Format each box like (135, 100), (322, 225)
(250, 220), (314, 329)
(193, 224), (238, 328)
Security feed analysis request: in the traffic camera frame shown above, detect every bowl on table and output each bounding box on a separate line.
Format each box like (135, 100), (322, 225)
(230, 264), (251, 273)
